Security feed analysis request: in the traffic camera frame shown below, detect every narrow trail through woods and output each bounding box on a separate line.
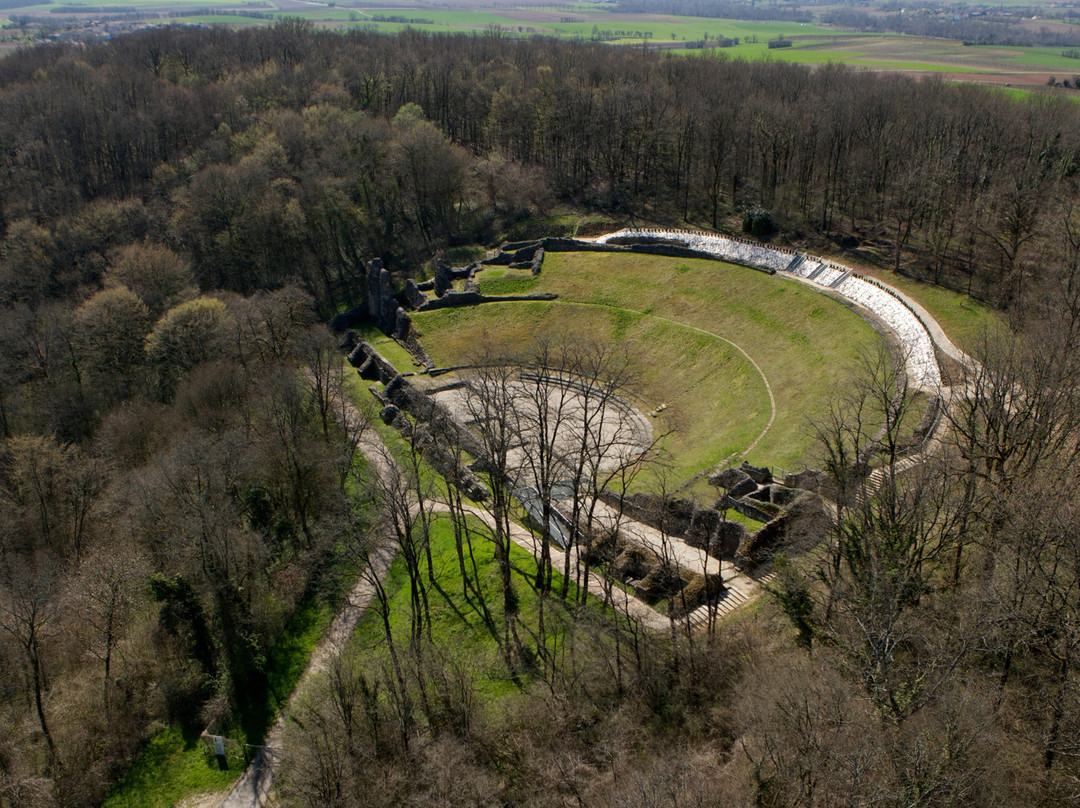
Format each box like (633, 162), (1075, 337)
(215, 426), (398, 808)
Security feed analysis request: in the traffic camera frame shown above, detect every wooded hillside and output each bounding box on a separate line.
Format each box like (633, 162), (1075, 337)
(1, 23), (1079, 808)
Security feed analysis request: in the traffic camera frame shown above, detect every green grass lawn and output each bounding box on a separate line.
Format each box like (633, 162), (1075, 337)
(348, 514), (588, 700)
(351, 323), (419, 372)
(103, 726), (246, 808)
(476, 270), (537, 295)
(413, 252), (881, 479)
(1000, 46), (1080, 71)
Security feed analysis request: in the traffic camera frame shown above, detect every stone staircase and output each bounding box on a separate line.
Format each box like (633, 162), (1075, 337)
(855, 457), (919, 505)
(686, 584), (751, 630)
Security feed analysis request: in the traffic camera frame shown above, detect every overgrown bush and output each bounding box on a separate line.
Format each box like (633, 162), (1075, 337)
(742, 206), (775, 238)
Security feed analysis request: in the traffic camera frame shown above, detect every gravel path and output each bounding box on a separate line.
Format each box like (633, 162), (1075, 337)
(216, 427), (398, 808)
(215, 400), (674, 807)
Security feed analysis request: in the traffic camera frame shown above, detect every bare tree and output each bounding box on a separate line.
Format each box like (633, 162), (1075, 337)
(69, 541), (147, 724)
(0, 435), (106, 561)
(337, 506), (413, 755)
(558, 342), (646, 601)
(366, 436), (430, 645)
(461, 359), (521, 661)
(511, 340), (578, 597)
(0, 558), (61, 773)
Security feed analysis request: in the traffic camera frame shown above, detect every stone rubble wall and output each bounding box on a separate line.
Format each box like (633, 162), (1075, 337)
(349, 345), (491, 502)
(417, 291), (558, 311)
(598, 490), (748, 557)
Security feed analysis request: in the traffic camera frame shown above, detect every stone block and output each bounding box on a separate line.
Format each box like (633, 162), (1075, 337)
(712, 520), (748, 556)
(783, 469), (828, 492)
(402, 279), (427, 310)
(709, 467), (751, 490)
(740, 461), (773, 484)
(729, 477), (759, 499)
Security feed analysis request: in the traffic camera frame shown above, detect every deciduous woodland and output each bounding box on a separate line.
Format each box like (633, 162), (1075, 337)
(0, 22), (1079, 808)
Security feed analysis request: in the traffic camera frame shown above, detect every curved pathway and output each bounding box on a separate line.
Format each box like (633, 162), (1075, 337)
(215, 396), (673, 807)
(216, 421), (399, 808)
(551, 300), (777, 464)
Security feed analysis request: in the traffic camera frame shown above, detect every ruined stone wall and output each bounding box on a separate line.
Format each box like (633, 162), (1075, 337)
(417, 291), (557, 311)
(346, 338), (399, 384)
(596, 490), (745, 555)
(344, 338), (491, 501)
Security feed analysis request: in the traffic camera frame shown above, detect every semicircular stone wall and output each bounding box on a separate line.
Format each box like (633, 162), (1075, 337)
(591, 228), (941, 390)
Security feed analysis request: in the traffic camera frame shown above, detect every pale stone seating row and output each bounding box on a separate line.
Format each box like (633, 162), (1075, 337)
(834, 276), (940, 388)
(813, 266), (846, 287)
(591, 229), (942, 389)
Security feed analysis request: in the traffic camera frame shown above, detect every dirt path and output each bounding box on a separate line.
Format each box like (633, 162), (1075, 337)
(215, 394), (672, 807)
(216, 427), (398, 808)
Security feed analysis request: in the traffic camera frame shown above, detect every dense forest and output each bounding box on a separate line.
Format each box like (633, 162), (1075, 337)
(1, 23), (1080, 807)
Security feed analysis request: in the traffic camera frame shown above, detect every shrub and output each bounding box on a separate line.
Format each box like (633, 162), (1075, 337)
(743, 206), (775, 237)
(610, 545), (657, 582)
(639, 561), (684, 601)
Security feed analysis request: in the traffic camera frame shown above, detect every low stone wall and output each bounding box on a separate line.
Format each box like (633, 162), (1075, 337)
(737, 513), (789, 561)
(484, 236), (777, 274)
(360, 368), (492, 501)
(529, 246), (544, 276)
(417, 291), (558, 311)
(346, 338), (399, 384)
(736, 493), (824, 561)
(540, 237), (621, 253)
(597, 490), (745, 555)
(783, 469), (828, 493)
(482, 242), (542, 267)
(379, 405), (490, 502)
(720, 495), (777, 524)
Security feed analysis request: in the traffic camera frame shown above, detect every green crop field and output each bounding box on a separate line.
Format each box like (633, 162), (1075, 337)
(413, 252), (882, 483)
(6, 0), (1080, 91)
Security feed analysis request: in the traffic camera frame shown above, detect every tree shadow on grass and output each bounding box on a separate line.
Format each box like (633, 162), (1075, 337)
(429, 576), (501, 647)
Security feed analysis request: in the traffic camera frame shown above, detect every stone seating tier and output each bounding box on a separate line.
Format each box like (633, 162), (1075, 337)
(592, 228), (942, 389)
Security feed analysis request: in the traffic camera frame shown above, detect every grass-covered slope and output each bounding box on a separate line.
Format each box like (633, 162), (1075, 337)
(414, 252), (881, 478)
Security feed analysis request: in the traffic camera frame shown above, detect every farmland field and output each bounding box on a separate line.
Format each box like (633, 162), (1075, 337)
(5, 0), (1080, 90)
